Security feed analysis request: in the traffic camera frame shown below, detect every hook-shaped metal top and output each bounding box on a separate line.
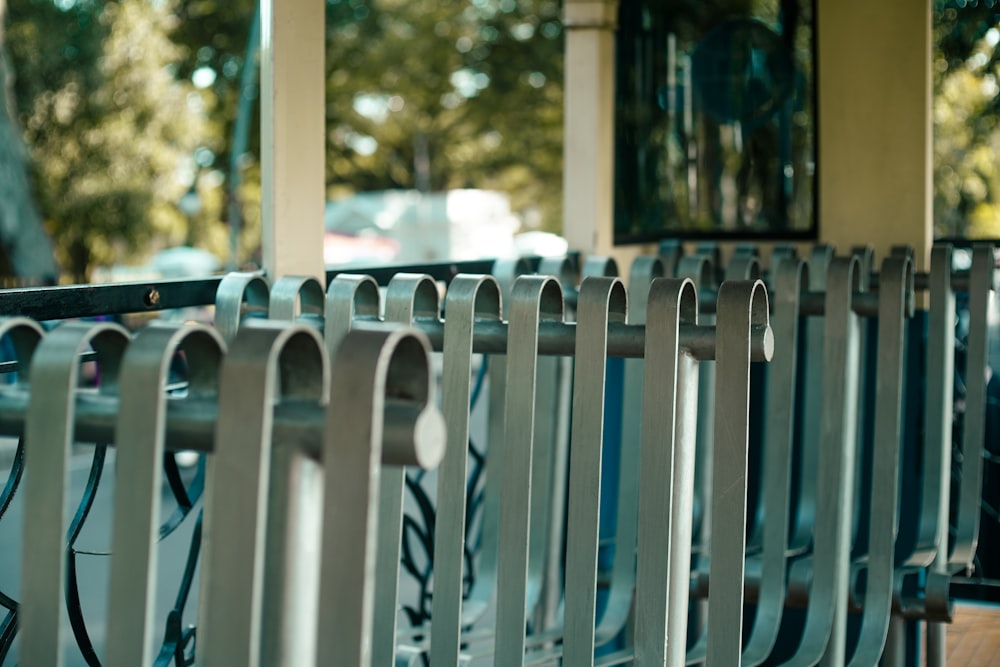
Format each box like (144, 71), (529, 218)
(215, 272), (270, 343)
(581, 255), (619, 278)
(0, 317), (45, 385)
(268, 275), (325, 324)
(538, 255), (579, 289)
(385, 273), (441, 323)
(325, 273), (381, 354)
(725, 254), (762, 282)
(445, 273), (502, 322)
(627, 256), (666, 325)
(851, 245), (876, 290)
(808, 244), (836, 291)
(676, 253), (715, 289)
(492, 257), (532, 299)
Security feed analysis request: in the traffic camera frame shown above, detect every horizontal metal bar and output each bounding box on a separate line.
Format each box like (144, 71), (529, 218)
(870, 270), (971, 292)
(0, 350), (98, 374)
(799, 290), (885, 318)
(0, 255), (579, 323)
(698, 569), (958, 622)
(0, 277), (227, 322)
(0, 392), (427, 466)
(410, 319), (773, 362)
(327, 260), (501, 287)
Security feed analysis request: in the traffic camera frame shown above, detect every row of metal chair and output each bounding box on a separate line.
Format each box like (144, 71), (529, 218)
(206, 240), (995, 665)
(0, 315), (443, 666)
(0, 240), (994, 665)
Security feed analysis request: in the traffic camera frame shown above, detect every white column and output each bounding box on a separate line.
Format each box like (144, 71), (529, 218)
(260, 0), (326, 281)
(817, 0), (932, 269)
(562, 0), (620, 257)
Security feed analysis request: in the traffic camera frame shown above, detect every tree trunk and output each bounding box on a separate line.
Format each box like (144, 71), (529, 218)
(0, 0), (57, 283)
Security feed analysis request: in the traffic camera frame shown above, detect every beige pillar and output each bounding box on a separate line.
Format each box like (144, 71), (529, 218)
(260, 0), (326, 281)
(562, 0), (620, 258)
(817, 0), (933, 270)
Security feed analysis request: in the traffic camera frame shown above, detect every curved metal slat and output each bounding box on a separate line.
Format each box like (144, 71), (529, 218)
(106, 323), (225, 667)
(197, 321), (327, 667)
(704, 279), (771, 667)
(846, 256), (913, 666)
(20, 321), (130, 667)
(429, 274), (502, 665)
(373, 273), (442, 666)
(494, 275), (564, 666)
(742, 257), (808, 667)
(563, 276), (628, 666)
(633, 278), (698, 667)
(780, 256), (863, 667)
(316, 327), (444, 666)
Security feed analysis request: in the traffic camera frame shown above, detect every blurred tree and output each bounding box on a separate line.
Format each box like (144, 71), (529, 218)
(168, 0), (567, 243)
(324, 0), (565, 231)
(0, 0), (57, 283)
(8, 0), (215, 279)
(8, 0), (566, 280)
(933, 1), (1000, 239)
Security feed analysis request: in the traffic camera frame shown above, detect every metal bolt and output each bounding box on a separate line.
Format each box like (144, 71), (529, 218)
(144, 288), (161, 308)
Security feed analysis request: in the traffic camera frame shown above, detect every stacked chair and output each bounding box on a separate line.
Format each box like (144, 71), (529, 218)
(0, 242), (994, 665)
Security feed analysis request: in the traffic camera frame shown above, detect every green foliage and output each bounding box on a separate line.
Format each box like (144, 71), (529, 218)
(8, 0), (216, 279)
(324, 0), (564, 231)
(933, 1), (1000, 239)
(6, 0), (566, 279)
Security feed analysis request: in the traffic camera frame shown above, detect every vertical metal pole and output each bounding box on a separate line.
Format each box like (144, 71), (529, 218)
(904, 245), (955, 569)
(818, 257), (864, 667)
(528, 261), (589, 626)
(259, 275), (327, 666)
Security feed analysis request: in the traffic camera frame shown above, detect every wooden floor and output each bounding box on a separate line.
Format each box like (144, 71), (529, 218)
(938, 605), (1000, 666)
